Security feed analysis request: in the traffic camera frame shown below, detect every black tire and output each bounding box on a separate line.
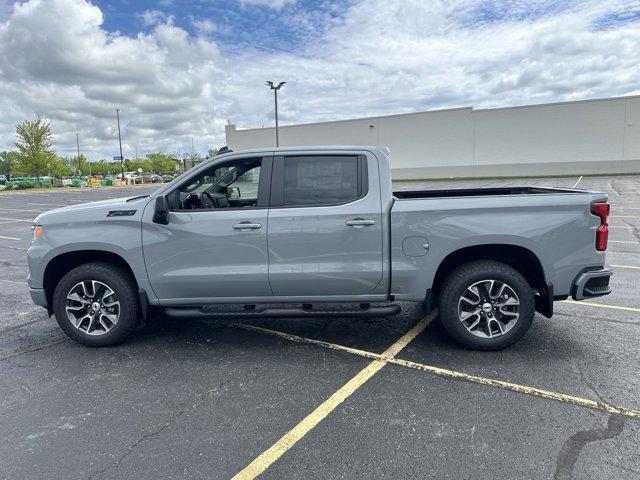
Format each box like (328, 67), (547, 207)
(53, 262), (140, 347)
(438, 260), (535, 350)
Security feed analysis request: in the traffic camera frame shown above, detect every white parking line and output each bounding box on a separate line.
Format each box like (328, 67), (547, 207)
(611, 264), (640, 269)
(563, 300), (640, 313)
(0, 235), (20, 240)
(609, 240), (638, 244)
(0, 220), (26, 225)
(572, 176), (583, 188)
(0, 217), (33, 222)
(27, 202), (70, 207)
(0, 207), (45, 213)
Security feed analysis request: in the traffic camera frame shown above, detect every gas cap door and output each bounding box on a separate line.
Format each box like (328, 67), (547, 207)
(402, 236), (429, 257)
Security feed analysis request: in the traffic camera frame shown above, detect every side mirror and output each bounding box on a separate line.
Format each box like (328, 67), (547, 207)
(227, 186), (240, 200)
(153, 195), (169, 225)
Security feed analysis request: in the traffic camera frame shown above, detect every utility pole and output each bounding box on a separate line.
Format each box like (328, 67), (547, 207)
(116, 109), (124, 181)
(76, 133), (91, 177)
(266, 81), (285, 147)
(75, 133), (80, 176)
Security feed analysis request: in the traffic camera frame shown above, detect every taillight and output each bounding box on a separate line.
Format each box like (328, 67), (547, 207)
(590, 202), (610, 251)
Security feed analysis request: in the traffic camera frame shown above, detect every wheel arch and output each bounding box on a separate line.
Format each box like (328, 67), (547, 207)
(426, 244), (551, 317)
(43, 250), (138, 311)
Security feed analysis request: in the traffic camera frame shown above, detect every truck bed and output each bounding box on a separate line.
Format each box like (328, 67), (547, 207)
(393, 186), (583, 199)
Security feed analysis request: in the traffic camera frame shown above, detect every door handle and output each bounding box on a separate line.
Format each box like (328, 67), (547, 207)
(233, 222), (262, 230)
(345, 218), (376, 227)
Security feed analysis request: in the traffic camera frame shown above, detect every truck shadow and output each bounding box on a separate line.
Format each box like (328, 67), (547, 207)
(131, 306), (587, 370)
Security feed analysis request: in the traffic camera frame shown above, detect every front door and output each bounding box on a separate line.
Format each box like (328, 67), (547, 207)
(267, 154), (383, 296)
(142, 155), (272, 302)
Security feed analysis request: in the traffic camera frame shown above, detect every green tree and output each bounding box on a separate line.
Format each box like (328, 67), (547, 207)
(0, 151), (18, 177)
(71, 154), (88, 176)
(48, 155), (71, 178)
(147, 152), (179, 174)
(124, 157), (151, 173)
(90, 160), (111, 176)
(207, 147), (219, 158)
(13, 117), (54, 186)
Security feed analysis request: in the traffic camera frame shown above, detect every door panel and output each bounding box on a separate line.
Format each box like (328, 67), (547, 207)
(142, 154), (272, 302)
(267, 153), (383, 296)
(268, 204), (383, 296)
(143, 209), (270, 300)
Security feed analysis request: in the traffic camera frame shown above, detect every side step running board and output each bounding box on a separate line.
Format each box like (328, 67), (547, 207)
(164, 304), (401, 319)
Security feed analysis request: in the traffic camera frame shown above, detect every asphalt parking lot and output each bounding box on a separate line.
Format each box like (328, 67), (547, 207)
(0, 175), (639, 480)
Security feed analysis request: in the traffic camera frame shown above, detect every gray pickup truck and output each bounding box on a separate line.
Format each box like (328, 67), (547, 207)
(27, 146), (612, 350)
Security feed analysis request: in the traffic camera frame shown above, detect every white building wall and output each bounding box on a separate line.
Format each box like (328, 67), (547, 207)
(225, 96), (640, 179)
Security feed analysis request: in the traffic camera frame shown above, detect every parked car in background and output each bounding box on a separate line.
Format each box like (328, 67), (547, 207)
(123, 172), (142, 184)
(142, 174), (163, 183)
(27, 147), (612, 350)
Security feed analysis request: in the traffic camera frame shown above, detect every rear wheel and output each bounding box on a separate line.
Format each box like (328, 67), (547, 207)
(53, 262), (140, 347)
(438, 260), (535, 350)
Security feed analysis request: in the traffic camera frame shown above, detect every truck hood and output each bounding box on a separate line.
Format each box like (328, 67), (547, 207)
(34, 195), (150, 224)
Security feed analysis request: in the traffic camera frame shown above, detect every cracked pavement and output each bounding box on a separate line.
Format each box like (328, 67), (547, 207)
(0, 177), (639, 479)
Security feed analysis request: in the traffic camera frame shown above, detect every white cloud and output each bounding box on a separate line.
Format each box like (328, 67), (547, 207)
(191, 18), (216, 35)
(140, 9), (173, 27)
(0, 0), (638, 159)
(0, 0), (227, 158)
(238, 0), (297, 9)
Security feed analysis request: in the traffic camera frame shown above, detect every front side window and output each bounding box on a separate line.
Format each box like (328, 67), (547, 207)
(172, 158), (262, 210)
(283, 155), (360, 206)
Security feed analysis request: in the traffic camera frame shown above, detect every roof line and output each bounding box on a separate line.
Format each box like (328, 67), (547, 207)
(230, 94), (640, 132)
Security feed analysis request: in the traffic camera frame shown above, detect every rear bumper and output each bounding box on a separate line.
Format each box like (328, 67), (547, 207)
(29, 287), (48, 308)
(571, 266), (613, 300)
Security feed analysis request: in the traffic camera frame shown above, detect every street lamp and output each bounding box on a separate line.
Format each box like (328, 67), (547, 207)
(115, 109), (125, 181)
(266, 81), (285, 147)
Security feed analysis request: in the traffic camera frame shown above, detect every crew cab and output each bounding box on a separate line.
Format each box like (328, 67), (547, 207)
(27, 147), (612, 349)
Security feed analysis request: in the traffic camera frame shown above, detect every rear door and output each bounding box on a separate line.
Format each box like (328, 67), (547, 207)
(267, 152), (384, 296)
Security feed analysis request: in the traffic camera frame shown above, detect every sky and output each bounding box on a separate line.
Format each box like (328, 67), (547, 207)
(0, 0), (638, 160)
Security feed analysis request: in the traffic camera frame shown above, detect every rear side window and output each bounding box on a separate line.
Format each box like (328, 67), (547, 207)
(282, 155), (363, 206)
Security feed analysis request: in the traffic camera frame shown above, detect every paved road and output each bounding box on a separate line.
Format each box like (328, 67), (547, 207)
(0, 177), (638, 479)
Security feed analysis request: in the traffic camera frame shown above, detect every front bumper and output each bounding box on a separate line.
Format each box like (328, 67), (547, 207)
(29, 287), (48, 308)
(571, 266), (613, 300)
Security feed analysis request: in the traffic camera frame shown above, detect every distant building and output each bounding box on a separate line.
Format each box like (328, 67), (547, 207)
(226, 95), (640, 179)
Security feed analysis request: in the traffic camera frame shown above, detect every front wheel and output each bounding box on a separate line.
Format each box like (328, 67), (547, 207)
(53, 262), (140, 347)
(438, 260), (535, 350)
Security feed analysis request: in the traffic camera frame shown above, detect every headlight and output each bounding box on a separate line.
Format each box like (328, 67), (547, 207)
(32, 224), (43, 241)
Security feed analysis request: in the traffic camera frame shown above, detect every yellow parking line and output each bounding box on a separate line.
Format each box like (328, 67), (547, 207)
(231, 323), (640, 419)
(231, 312), (436, 480)
(563, 300), (640, 313)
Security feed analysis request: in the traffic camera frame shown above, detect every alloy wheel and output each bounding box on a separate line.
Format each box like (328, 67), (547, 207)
(457, 279), (520, 338)
(65, 280), (120, 335)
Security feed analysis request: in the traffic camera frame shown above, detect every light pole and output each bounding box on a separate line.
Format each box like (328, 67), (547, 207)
(116, 109), (124, 181)
(266, 81), (285, 147)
